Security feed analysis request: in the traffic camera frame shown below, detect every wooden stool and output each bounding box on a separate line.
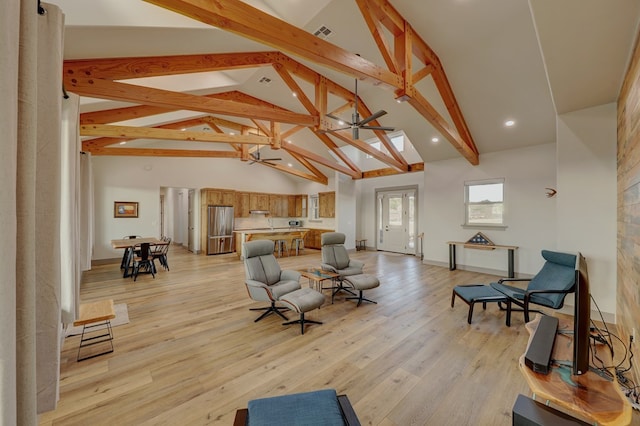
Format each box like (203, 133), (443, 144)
(355, 239), (367, 251)
(73, 299), (116, 361)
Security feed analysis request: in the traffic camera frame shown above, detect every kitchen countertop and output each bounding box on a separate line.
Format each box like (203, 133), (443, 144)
(233, 228), (309, 233)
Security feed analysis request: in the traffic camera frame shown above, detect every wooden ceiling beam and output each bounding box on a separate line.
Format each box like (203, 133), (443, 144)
(404, 87), (478, 164)
(63, 51), (275, 80)
(82, 117), (209, 151)
(144, 0), (402, 90)
(66, 77), (317, 126)
(362, 162), (424, 179)
(273, 63), (317, 115)
(89, 148), (241, 158)
(80, 104), (170, 125)
(80, 124), (269, 145)
(283, 143), (361, 179)
(256, 161), (328, 185)
(313, 132), (362, 175)
(331, 131), (407, 171)
(289, 152), (328, 181)
(357, 0), (479, 165)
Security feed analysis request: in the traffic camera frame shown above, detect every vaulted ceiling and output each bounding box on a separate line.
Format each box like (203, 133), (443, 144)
(52, 0), (640, 184)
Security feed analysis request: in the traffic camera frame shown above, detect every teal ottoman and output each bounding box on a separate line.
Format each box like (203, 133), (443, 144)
(451, 284), (511, 326)
(233, 389), (360, 426)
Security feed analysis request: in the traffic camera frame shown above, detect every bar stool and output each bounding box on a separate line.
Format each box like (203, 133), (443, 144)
(274, 239), (288, 257)
(292, 237), (305, 256)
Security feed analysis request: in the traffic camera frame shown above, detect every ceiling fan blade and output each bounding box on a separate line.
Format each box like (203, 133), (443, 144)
(260, 157), (282, 161)
(360, 125), (395, 131)
(357, 110), (387, 126)
(326, 113), (354, 125)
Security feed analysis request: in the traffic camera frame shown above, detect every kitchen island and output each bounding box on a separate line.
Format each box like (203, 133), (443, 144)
(234, 228), (309, 259)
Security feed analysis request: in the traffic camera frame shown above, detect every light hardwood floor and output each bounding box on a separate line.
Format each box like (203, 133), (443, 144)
(40, 245), (535, 425)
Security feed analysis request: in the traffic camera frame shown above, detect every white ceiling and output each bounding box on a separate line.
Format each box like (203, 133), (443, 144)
(49, 0), (640, 173)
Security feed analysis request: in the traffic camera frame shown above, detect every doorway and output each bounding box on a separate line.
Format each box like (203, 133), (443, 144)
(376, 187), (417, 254)
(188, 189), (195, 252)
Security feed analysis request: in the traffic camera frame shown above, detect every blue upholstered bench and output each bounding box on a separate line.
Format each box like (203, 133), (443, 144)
(451, 284), (511, 326)
(233, 389), (360, 426)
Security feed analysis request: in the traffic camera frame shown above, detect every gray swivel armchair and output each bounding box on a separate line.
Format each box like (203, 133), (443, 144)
(321, 232), (364, 301)
(243, 240), (302, 322)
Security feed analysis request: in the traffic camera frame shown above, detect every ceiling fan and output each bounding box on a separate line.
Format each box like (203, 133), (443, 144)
(249, 146), (281, 165)
(325, 78), (395, 140)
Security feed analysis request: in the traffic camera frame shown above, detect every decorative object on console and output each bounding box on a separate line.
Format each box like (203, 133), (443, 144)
(465, 231), (494, 247)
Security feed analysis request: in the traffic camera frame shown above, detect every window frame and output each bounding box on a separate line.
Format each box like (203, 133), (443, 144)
(309, 194), (319, 220)
(463, 178), (506, 228)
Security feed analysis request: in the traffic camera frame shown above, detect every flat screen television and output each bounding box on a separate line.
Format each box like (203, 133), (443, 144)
(573, 252), (590, 375)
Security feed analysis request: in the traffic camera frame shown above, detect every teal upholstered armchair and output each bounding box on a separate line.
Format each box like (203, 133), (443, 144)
(490, 250), (577, 323)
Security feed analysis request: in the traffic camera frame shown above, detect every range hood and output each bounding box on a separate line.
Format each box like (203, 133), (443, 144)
(249, 210), (270, 215)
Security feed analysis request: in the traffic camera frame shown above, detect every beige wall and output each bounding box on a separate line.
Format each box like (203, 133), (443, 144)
(617, 32), (640, 381)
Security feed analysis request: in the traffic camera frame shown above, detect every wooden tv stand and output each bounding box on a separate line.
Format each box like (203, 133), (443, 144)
(520, 315), (631, 425)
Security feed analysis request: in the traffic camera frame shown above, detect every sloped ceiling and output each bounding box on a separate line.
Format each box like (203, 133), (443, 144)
(50, 0), (640, 184)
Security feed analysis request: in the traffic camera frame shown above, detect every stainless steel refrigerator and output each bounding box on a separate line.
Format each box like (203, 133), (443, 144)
(207, 205), (234, 255)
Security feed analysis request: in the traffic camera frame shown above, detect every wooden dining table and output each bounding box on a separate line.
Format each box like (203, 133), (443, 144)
(111, 237), (167, 278)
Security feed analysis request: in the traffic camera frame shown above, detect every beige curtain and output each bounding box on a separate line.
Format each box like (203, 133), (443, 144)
(1, 1), (65, 423)
(61, 93), (82, 324)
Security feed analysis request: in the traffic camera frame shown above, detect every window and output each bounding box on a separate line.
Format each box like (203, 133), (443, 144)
(365, 133), (405, 158)
(465, 179), (505, 226)
(309, 194), (319, 220)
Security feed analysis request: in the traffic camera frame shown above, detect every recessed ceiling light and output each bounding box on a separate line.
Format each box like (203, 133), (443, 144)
(229, 132), (235, 136)
(287, 163), (293, 167)
(292, 92), (297, 97)
(338, 120), (345, 126)
(431, 137), (439, 143)
(287, 140), (292, 144)
(119, 141), (126, 145)
(504, 120), (515, 127)
(181, 128), (187, 131)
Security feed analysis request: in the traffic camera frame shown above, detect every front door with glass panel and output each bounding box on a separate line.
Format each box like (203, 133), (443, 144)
(377, 189), (416, 254)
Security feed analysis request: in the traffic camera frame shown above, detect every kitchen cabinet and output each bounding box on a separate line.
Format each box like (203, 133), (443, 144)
(269, 194), (288, 217)
(202, 188), (235, 206)
(235, 192), (251, 217)
(318, 191), (335, 218)
(249, 193), (270, 212)
(288, 195), (297, 217)
(303, 228), (334, 249)
(287, 194), (307, 217)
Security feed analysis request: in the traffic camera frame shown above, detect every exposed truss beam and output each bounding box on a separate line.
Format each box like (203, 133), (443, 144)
(89, 148), (241, 158)
(144, 0), (402, 90)
(66, 77), (317, 127)
(80, 124), (269, 145)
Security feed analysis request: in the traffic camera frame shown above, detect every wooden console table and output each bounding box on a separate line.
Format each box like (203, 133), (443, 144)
(520, 315), (631, 425)
(447, 241), (518, 278)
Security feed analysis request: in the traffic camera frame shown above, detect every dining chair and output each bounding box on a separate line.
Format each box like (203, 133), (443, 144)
(131, 242), (155, 281)
(152, 237), (171, 271)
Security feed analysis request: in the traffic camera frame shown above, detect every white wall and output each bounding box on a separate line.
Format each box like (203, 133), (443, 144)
(92, 156), (303, 259)
(423, 143), (558, 275)
(336, 172), (357, 249)
(556, 103), (617, 316)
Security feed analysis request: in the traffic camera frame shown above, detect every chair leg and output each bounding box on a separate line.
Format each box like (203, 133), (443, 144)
(345, 290), (377, 307)
(282, 312), (323, 335)
(467, 302), (475, 324)
(250, 301), (288, 322)
(331, 280), (356, 303)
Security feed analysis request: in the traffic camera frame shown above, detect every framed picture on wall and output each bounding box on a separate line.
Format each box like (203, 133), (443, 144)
(114, 201), (138, 218)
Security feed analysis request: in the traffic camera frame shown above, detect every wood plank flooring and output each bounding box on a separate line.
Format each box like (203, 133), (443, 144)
(40, 245), (535, 425)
